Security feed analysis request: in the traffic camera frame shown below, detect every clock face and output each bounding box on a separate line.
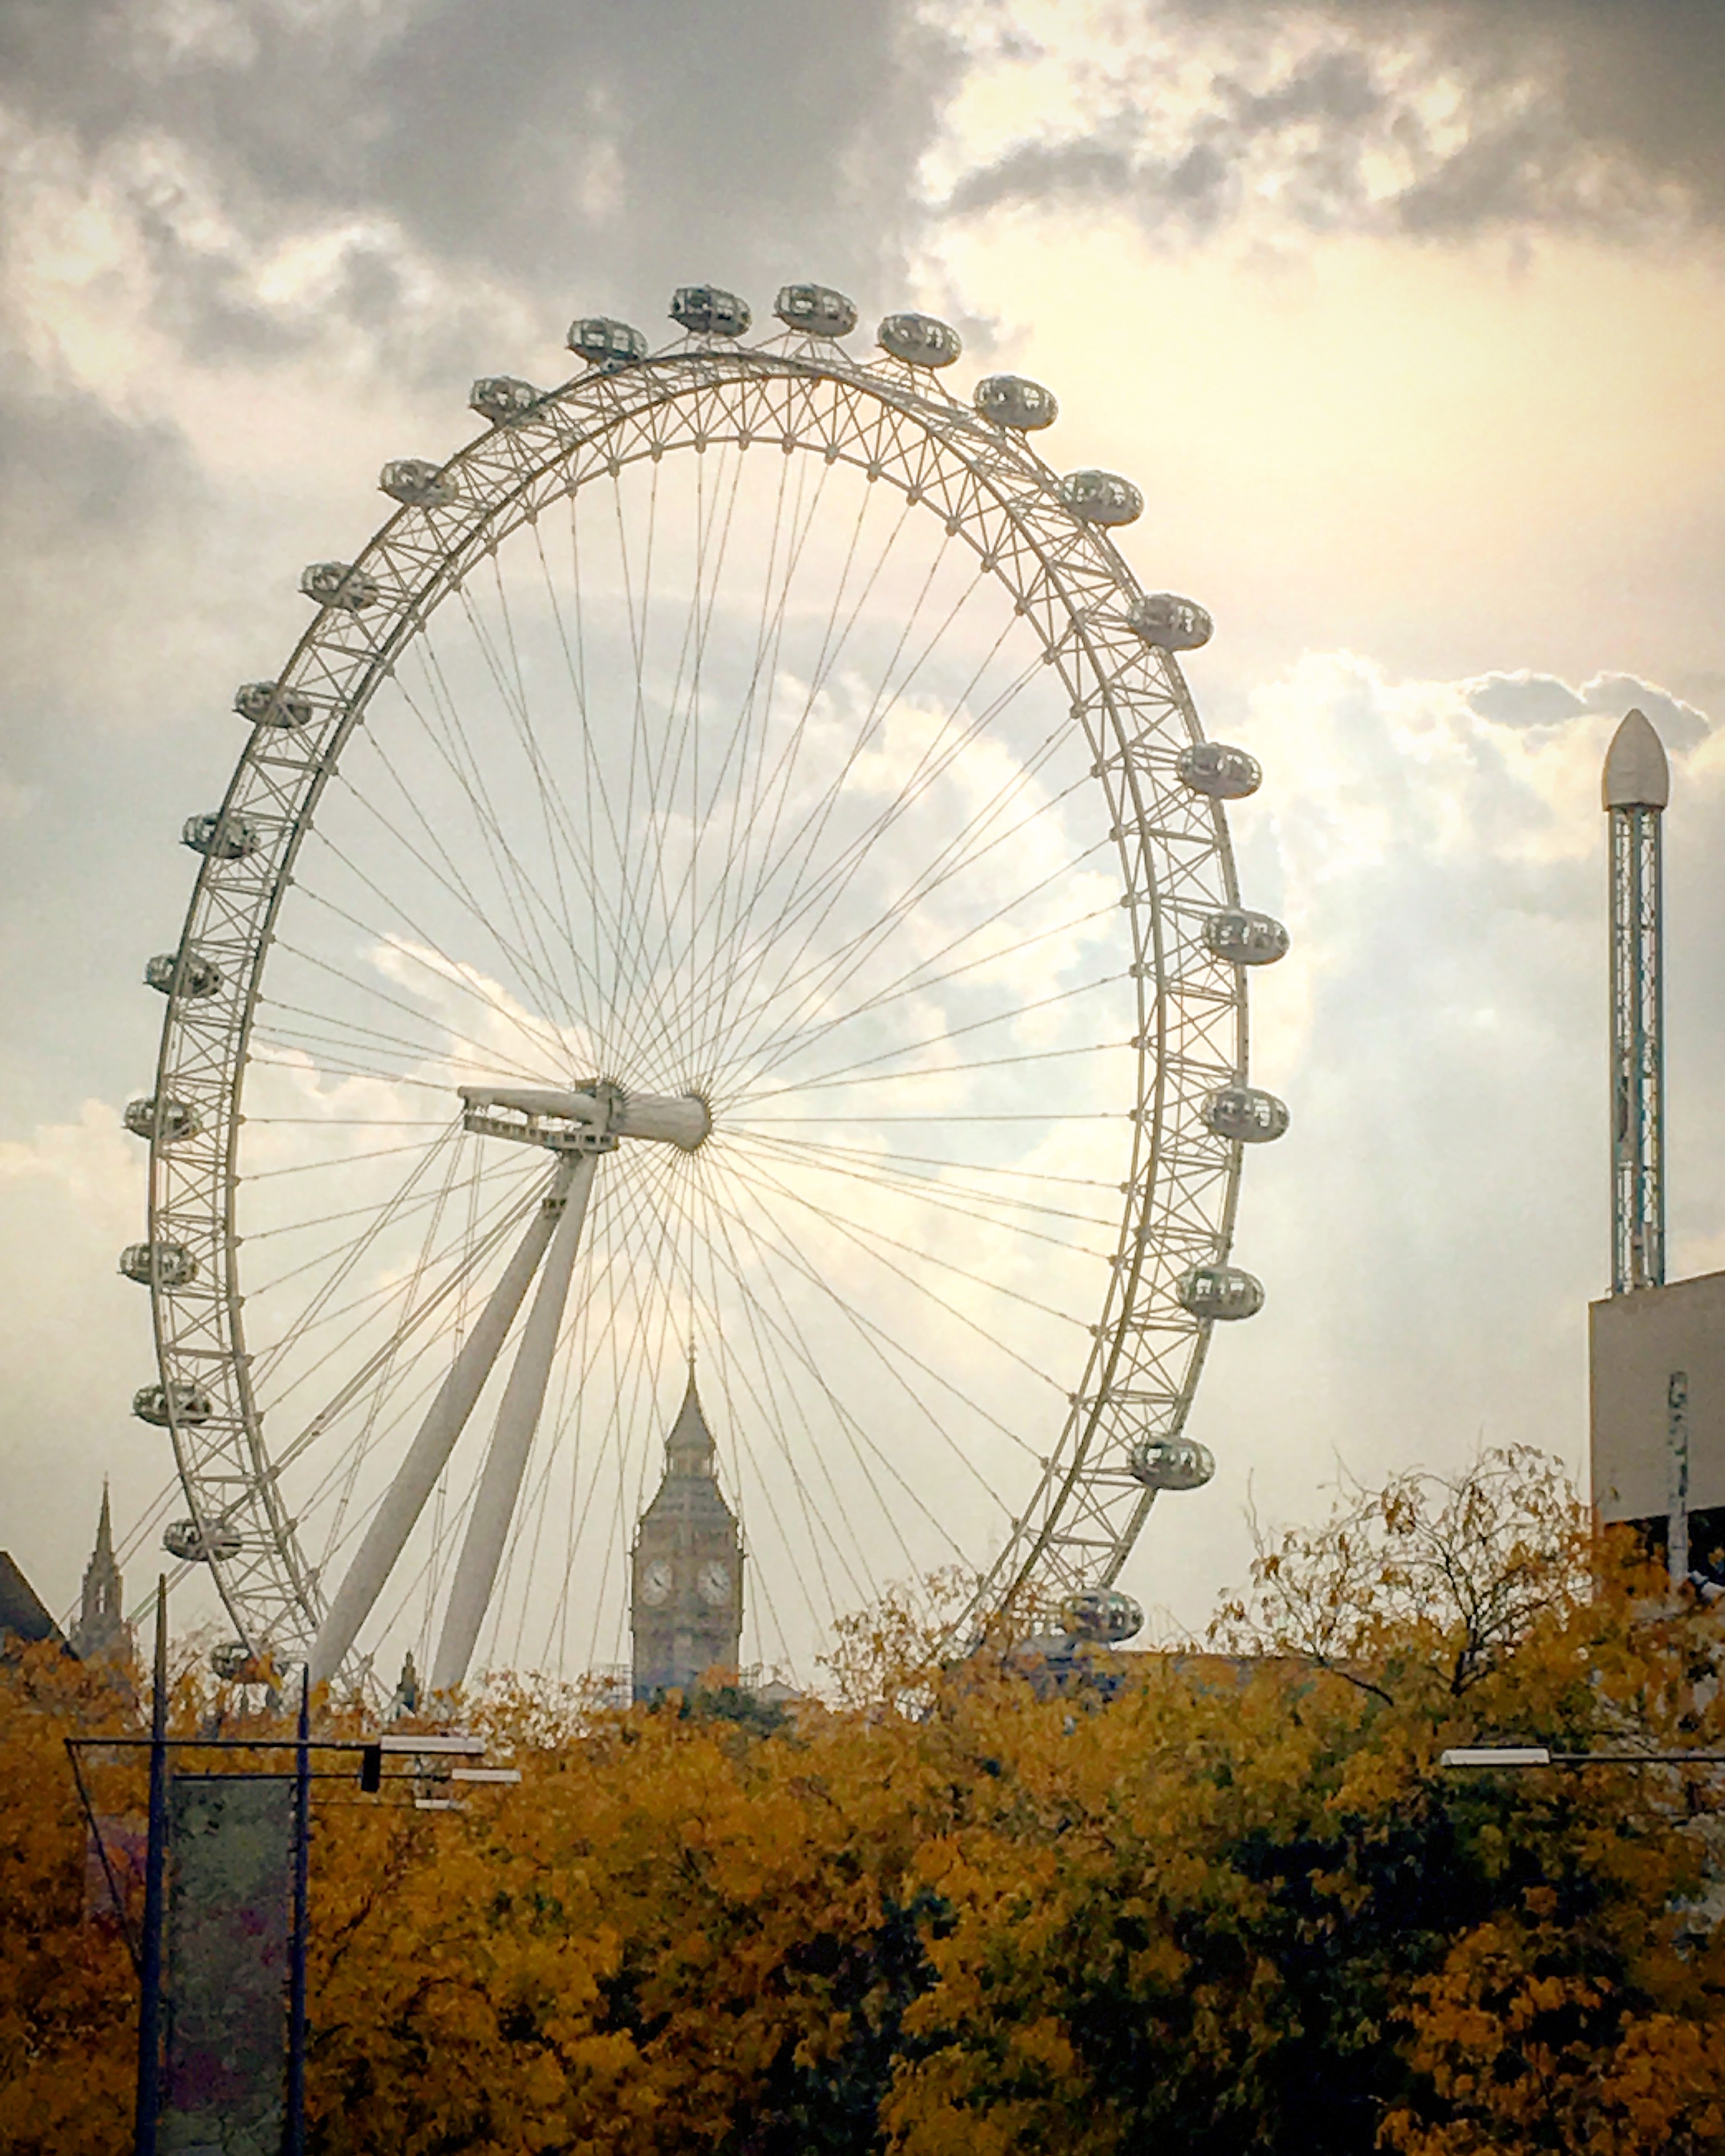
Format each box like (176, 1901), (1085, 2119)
(639, 1558), (672, 1607)
(697, 1559), (731, 1607)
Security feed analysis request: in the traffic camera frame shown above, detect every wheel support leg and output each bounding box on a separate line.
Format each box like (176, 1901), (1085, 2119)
(431, 1149), (598, 1693)
(309, 1156), (579, 1689)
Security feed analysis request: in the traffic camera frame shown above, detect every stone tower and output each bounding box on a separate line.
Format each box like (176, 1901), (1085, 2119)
(630, 1364), (743, 1700)
(70, 1482), (129, 1665)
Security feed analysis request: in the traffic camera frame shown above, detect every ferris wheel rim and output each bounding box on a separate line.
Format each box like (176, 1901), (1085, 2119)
(137, 322), (1250, 1672)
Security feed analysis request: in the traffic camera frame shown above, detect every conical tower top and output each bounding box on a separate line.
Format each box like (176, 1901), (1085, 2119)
(1602, 708), (1670, 810)
(665, 1362), (717, 1476)
(94, 1478), (114, 1564)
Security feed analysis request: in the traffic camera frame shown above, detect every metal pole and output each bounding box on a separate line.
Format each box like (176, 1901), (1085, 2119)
(286, 1667), (310, 2156)
(133, 1576), (169, 2156)
(1668, 1369), (1691, 1591)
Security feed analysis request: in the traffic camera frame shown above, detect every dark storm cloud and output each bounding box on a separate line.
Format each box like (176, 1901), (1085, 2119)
(945, 0), (1725, 241)
(1, 0), (958, 356)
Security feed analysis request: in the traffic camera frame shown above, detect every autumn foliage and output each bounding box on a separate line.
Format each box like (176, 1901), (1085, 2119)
(4, 1448), (1724, 2154)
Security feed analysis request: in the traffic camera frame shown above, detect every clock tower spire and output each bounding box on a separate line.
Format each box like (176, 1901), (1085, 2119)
(630, 1359), (743, 1700)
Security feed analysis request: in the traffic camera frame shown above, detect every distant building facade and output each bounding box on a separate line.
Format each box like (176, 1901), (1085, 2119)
(630, 1369), (743, 1700)
(1590, 1269), (1725, 1586)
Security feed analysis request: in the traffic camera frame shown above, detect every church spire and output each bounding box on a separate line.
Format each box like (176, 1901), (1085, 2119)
(71, 1480), (129, 1665)
(665, 1360), (716, 1477)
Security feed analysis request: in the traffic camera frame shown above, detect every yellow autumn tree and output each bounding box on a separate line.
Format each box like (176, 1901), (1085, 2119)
(5, 1448), (1722, 2156)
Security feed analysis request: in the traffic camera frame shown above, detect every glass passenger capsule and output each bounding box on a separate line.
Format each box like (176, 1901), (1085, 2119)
(233, 680), (313, 728)
(164, 1518), (242, 1564)
(124, 1096), (203, 1144)
(144, 951), (223, 999)
(1202, 908), (1289, 966)
(1057, 469), (1144, 526)
(567, 315), (649, 367)
(379, 458), (458, 508)
(876, 312), (962, 367)
(1128, 1434), (1216, 1492)
(1060, 1587), (1144, 1644)
(671, 285), (751, 338)
(1128, 593), (1213, 651)
(973, 374), (1059, 430)
(774, 283), (857, 337)
(133, 1380), (214, 1428)
(1177, 741), (1261, 801)
(469, 376), (541, 424)
(1177, 1265), (1265, 1321)
(1202, 1084), (1290, 1144)
(299, 560), (380, 612)
(182, 811), (261, 862)
(119, 1241), (199, 1288)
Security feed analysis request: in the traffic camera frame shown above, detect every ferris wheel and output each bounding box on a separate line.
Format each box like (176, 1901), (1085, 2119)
(120, 281), (1289, 1692)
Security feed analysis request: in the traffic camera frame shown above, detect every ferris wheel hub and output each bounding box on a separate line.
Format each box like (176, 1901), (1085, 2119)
(457, 1083), (711, 1154)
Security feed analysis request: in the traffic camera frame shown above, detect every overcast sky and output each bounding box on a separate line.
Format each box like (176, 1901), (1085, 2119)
(4, 0), (1723, 1651)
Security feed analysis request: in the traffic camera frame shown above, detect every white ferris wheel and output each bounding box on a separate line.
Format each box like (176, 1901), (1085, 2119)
(120, 281), (1289, 1694)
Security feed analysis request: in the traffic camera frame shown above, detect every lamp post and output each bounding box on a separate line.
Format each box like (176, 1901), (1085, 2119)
(1442, 1745), (1725, 1771)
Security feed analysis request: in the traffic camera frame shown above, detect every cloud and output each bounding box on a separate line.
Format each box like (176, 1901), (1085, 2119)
(931, 0), (1725, 246)
(1464, 672), (1590, 727)
(2, 0), (958, 362)
(1462, 670), (1712, 744)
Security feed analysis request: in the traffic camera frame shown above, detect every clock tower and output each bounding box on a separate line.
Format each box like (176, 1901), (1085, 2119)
(630, 1363), (743, 1700)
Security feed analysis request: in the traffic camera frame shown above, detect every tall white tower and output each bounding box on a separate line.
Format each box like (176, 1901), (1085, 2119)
(1603, 708), (1670, 1295)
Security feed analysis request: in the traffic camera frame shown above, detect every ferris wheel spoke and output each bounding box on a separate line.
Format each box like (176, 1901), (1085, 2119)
(741, 899), (1119, 1089)
(479, 551), (598, 1010)
(719, 719), (1087, 1084)
(314, 1138), (485, 1573)
(734, 1130), (1119, 1233)
(653, 1149), (885, 1616)
(677, 1158), (926, 1598)
(358, 703), (585, 1007)
(683, 516), (971, 1068)
(318, 776), (584, 1063)
(695, 562), (1010, 1068)
(631, 478), (918, 1078)
(716, 1144), (1088, 1375)
(722, 1130), (1115, 1258)
(690, 1152), (1006, 1550)
(487, 1152), (703, 1676)
(253, 1138), (525, 1408)
(291, 836), (576, 1076)
(307, 1148), (661, 1650)
(248, 1052), (484, 1098)
(728, 1130), (1120, 1193)
(405, 609), (595, 1047)
(528, 519), (622, 1047)
(734, 1038), (1122, 1109)
(737, 970), (1121, 1101)
(258, 995), (550, 1085)
(264, 1161), (550, 1481)
(280, 901), (568, 1076)
(358, 706), (610, 1064)
(697, 649), (1058, 1081)
(695, 449), (840, 1051)
(712, 485), (908, 986)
